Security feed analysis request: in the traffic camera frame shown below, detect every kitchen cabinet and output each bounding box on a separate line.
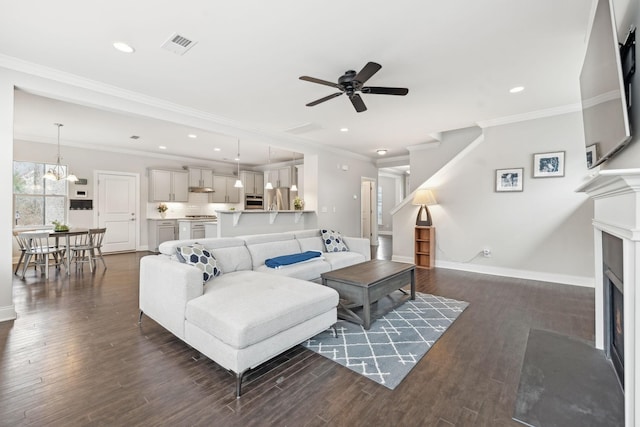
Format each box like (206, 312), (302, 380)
(149, 169), (189, 202)
(188, 167), (214, 189)
(148, 219), (177, 252)
(178, 220), (206, 240)
(210, 175), (240, 203)
(265, 167), (291, 188)
(242, 171), (264, 195)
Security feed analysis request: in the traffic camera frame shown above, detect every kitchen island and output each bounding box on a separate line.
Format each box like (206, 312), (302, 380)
(215, 210), (317, 237)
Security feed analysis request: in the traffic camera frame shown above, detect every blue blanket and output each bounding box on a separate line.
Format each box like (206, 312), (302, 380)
(265, 251), (322, 269)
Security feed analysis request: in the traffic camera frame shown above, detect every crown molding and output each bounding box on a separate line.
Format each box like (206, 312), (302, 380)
(2, 54), (373, 164)
(476, 103), (582, 128)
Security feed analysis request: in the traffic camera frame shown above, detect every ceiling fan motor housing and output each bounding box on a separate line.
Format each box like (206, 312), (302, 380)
(339, 70), (360, 96)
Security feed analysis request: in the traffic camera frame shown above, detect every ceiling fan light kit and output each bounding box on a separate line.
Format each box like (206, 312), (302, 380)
(300, 61), (409, 112)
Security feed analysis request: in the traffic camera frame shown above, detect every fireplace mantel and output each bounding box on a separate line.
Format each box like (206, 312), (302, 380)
(578, 168), (640, 427)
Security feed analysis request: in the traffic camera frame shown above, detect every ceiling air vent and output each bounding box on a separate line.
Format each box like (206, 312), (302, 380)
(161, 33), (197, 56)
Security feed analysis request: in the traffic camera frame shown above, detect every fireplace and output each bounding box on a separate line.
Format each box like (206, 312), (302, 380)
(578, 169), (640, 426)
(603, 231), (624, 387)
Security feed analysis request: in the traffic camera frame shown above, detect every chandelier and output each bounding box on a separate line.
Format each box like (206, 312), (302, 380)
(44, 123), (78, 182)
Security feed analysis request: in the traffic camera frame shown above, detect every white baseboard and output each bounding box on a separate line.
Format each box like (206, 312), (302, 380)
(378, 231), (393, 236)
(392, 255), (414, 264)
(436, 260), (595, 288)
(391, 255), (594, 287)
(0, 305), (17, 322)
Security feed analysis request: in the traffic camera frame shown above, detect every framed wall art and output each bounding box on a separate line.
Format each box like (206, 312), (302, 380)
(533, 151), (565, 178)
(495, 168), (524, 192)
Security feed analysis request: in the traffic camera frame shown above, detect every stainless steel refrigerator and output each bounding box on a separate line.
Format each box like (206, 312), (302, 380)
(266, 187), (290, 210)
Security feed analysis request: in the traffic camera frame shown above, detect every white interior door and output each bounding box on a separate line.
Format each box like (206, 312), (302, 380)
(361, 178), (377, 245)
(96, 172), (138, 253)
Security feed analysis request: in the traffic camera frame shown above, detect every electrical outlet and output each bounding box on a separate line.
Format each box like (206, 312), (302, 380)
(482, 248), (492, 257)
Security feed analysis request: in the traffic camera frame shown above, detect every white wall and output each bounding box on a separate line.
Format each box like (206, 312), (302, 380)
(394, 112), (595, 286)
(0, 72), (16, 321)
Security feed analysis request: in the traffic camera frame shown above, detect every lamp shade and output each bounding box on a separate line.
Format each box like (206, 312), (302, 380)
(412, 189), (437, 206)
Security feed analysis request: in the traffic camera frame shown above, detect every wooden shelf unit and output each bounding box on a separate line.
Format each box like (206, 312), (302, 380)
(414, 226), (435, 269)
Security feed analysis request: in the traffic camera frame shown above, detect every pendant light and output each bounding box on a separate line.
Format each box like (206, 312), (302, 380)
(44, 123), (79, 182)
(265, 146), (273, 189)
(234, 139), (243, 188)
(290, 151), (298, 192)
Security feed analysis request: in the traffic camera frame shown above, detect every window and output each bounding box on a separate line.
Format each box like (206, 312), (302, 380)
(13, 161), (68, 227)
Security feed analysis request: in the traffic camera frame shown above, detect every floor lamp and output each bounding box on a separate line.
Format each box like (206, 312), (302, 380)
(412, 189), (437, 226)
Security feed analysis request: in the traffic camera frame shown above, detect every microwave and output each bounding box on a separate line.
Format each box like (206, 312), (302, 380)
(245, 195), (264, 210)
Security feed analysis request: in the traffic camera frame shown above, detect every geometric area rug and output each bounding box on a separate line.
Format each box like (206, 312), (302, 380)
(302, 292), (468, 389)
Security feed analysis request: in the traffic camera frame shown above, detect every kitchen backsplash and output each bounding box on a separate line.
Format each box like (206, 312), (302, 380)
(147, 192), (242, 219)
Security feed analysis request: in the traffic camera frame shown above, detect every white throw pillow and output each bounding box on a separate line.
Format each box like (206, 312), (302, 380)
(320, 229), (349, 252)
(176, 243), (222, 283)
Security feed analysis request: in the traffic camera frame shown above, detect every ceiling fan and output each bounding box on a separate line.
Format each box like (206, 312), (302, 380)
(299, 61), (409, 113)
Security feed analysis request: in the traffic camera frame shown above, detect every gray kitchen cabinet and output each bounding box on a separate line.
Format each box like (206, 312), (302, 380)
(149, 169), (189, 202)
(265, 167), (291, 188)
(188, 167), (214, 189)
(210, 175), (240, 203)
(148, 219), (177, 252)
(242, 171), (264, 195)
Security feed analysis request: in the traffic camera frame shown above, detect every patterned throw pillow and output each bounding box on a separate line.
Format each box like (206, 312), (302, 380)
(320, 229), (349, 252)
(176, 243), (221, 283)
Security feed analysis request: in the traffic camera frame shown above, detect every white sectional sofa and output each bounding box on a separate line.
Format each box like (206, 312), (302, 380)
(139, 229), (370, 397)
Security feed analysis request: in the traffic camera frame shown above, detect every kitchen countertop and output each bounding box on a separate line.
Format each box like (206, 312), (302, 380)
(148, 218), (217, 222)
(216, 210), (314, 213)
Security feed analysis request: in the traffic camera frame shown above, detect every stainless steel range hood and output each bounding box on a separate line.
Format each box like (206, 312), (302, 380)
(188, 186), (214, 193)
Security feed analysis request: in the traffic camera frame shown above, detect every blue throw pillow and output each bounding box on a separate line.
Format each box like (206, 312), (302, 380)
(320, 229), (349, 252)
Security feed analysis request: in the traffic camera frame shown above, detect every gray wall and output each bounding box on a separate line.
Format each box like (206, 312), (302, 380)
(394, 111), (595, 286)
(378, 174), (399, 234)
(409, 126), (482, 193)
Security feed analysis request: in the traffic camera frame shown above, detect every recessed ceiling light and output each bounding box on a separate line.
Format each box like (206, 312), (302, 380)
(158, 145), (167, 150)
(188, 134), (197, 139)
(376, 149), (388, 155)
(340, 128), (349, 132)
(113, 42), (135, 54)
(213, 147), (221, 152)
(509, 86), (525, 93)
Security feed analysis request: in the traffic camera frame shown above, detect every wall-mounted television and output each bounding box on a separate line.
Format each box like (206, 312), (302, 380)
(580, 0), (634, 169)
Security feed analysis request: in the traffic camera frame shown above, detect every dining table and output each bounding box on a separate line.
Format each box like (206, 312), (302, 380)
(18, 228), (89, 275)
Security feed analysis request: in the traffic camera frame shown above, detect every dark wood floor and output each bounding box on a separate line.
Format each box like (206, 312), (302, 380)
(1, 241), (595, 426)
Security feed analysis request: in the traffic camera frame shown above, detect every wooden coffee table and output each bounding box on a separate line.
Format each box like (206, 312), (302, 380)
(321, 259), (415, 330)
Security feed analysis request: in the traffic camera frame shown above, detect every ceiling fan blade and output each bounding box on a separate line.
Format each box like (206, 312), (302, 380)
(354, 62), (382, 84)
(350, 94), (367, 112)
(299, 76), (340, 88)
(362, 86), (409, 96)
(306, 92), (343, 107)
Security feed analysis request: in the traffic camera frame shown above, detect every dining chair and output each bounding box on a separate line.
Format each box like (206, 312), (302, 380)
(13, 230), (30, 275)
(69, 228), (107, 272)
(17, 231), (65, 279)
